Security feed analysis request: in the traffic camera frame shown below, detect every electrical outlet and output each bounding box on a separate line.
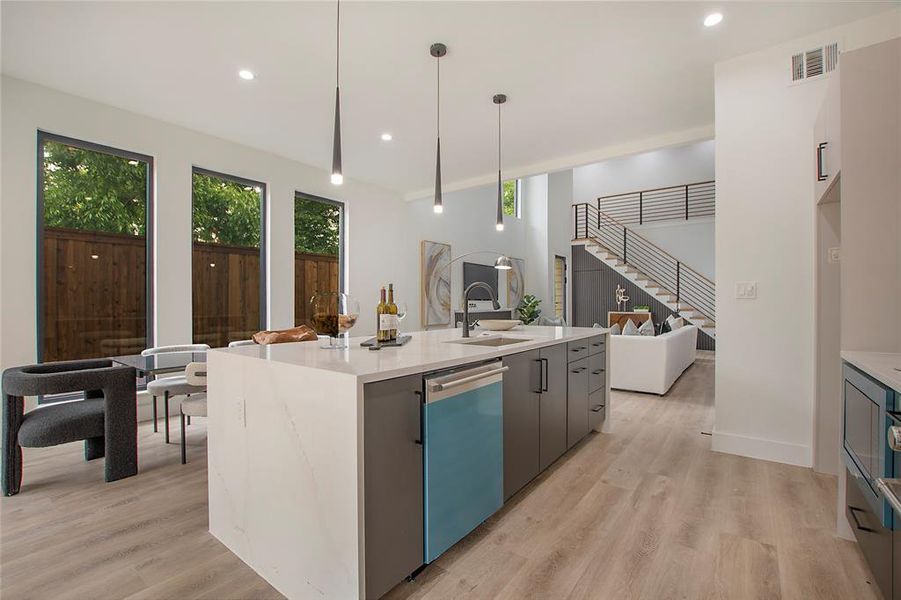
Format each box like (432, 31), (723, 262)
(736, 281), (758, 299)
(828, 247), (841, 264)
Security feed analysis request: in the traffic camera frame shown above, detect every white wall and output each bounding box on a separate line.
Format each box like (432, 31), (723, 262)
(632, 218), (715, 279)
(712, 12), (900, 468)
(572, 139), (714, 205)
(0, 76), (411, 374)
(547, 171), (574, 321)
(522, 174), (551, 311)
(404, 184), (529, 329)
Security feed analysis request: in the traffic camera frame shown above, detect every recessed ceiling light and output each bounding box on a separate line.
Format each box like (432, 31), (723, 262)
(238, 69), (255, 81)
(381, 133), (393, 142)
(704, 12), (723, 27)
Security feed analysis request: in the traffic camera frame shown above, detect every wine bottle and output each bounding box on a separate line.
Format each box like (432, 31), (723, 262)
(377, 287), (390, 342)
(387, 284), (399, 341)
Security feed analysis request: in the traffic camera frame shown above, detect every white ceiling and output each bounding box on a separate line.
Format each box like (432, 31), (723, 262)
(2, 1), (893, 197)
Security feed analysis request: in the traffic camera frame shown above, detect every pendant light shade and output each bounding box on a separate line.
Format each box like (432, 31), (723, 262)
(331, 0), (343, 186)
(431, 43), (447, 214)
(493, 94), (507, 231)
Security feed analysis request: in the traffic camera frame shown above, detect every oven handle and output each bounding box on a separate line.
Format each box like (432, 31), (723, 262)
(876, 478), (901, 516)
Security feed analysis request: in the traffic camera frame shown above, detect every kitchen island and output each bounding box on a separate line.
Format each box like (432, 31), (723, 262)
(207, 326), (609, 600)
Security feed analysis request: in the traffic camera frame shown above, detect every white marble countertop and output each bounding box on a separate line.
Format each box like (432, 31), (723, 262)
(214, 326), (606, 384)
(842, 351), (901, 392)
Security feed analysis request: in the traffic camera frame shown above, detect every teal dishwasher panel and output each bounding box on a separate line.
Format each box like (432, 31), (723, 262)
(423, 380), (503, 563)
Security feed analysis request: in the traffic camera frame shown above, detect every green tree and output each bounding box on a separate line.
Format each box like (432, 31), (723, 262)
(502, 179), (517, 216)
(295, 197), (340, 255)
(191, 171), (261, 247)
(42, 141), (147, 235)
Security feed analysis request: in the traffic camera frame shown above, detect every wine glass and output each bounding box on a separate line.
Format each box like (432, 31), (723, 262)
(396, 301), (408, 336)
(310, 292), (359, 349)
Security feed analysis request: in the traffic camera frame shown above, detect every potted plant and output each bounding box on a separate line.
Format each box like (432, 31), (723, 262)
(517, 294), (542, 325)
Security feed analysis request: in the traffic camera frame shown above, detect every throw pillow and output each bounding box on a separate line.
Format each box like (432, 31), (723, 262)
(659, 319), (671, 335)
(638, 318), (655, 336)
(609, 323), (622, 335)
(669, 317), (685, 331)
(622, 319), (640, 336)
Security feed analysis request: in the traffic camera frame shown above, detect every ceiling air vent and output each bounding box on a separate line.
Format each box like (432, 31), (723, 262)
(790, 42), (839, 84)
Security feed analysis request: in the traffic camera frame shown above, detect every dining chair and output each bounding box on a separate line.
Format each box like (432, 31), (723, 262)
(142, 344), (209, 443)
(179, 362), (207, 464)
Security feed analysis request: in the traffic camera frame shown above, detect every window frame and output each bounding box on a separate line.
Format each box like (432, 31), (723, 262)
(35, 130), (155, 364)
(502, 178), (522, 219)
(190, 166), (268, 336)
(294, 191), (346, 293)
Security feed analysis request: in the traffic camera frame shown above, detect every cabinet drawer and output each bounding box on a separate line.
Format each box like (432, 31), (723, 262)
(588, 335), (606, 356)
(567, 340), (590, 362)
(588, 390), (606, 431)
(567, 358), (589, 448)
(846, 467), (892, 599)
(588, 352), (605, 393)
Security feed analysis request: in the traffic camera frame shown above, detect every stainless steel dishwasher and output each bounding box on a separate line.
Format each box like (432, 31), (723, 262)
(422, 361), (507, 563)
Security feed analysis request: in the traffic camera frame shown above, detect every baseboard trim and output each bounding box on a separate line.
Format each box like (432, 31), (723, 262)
(711, 429), (812, 467)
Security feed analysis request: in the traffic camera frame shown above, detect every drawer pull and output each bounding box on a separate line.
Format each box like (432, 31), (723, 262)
(590, 405), (604, 412)
(592, 369), (605, 375)
(848, 506), (877, 533)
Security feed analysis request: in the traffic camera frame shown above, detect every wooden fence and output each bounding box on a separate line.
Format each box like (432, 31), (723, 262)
(41, 227), (339, 361)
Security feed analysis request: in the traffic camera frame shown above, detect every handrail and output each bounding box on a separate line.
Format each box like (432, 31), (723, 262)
(597, 180), (715, 226)
(573, 202), (715, 322)
(598, 179), (715, 199)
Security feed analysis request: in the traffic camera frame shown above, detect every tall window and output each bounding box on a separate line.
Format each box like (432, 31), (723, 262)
(192, 168), (266, 347)
(294, 193), (343, 327)
(38, 132), (152, 362)
(554, 255), (567, 320)
(502, 179), (520, 218)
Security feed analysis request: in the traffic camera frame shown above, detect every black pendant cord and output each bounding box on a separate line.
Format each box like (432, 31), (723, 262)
(331, 0), (343, 184)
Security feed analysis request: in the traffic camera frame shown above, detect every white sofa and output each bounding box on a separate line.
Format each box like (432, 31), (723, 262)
(609, 325), (698, 395)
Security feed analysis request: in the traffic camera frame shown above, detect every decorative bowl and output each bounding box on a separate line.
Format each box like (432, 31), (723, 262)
(479, 319), (522, 331)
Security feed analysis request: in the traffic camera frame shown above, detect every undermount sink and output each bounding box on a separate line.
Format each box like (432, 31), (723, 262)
(446, 336), (532, 347)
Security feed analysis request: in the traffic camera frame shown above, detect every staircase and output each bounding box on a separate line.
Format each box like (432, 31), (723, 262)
(573, 198), (716, 338)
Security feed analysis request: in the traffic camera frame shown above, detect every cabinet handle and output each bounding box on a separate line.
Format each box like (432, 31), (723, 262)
(591, 405), (604, 412)
(816, 142), (828, 181)
(848, 506), (877, 533)
(592, 369), (604, 375)
(542, 358), (549, 393)
(535, 359), (544, 394)
(592, 342), (604, 347)
(413, 390), (423, 445)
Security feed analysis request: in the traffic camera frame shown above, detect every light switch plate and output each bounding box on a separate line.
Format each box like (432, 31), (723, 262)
(828, 247), (841, 264)
(736, 281), (758, 299)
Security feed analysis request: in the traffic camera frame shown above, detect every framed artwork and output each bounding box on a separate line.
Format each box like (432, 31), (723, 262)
(421, 240), (451, 327)
(506, 257), (525, 311)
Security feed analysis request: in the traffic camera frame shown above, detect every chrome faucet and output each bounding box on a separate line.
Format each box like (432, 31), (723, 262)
(462, 282), (501, 338)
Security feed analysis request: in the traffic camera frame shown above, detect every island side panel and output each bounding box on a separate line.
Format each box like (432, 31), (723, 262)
(207, 351), (363, 599)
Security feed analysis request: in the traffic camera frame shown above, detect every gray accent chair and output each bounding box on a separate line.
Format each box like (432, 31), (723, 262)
(2, 359), (137, 496)
(538, 315), (568, 327)
(142, 344), (208, 443)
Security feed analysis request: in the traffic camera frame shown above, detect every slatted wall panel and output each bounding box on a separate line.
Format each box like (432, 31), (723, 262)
(571, 245), (715, 351)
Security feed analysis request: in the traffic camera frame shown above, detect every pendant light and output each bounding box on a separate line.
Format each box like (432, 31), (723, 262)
(330, 0), (343, 185)
(431, 43), (447, 214)
(493, 94), (507, 231)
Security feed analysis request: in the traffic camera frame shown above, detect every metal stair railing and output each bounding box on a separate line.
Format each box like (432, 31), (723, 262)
(597, 180), (715, 226)
(573, 202), (715, 323)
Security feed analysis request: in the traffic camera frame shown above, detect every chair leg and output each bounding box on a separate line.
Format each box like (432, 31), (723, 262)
(152, 395), (158, 432)
(164, 391), (170, 444)
(180, 412), (187, 464)
(84, 436), (105, 461)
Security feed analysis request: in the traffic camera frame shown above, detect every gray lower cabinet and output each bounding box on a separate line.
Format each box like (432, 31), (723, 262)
(363, 374), (423, 600)
(567, 357), (590, 449)
(503, 350), (541, 500)
(845, 467), (892, 599)
(538, 343), (568, 472)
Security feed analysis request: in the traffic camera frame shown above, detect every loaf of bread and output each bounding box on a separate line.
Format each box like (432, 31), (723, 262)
(251, 325), (319, 345)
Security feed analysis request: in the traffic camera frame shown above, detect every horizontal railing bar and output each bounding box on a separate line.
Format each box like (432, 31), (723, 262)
(598, 179), (715, 201)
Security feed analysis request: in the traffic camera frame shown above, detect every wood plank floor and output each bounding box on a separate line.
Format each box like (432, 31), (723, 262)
(1, 355), (881, 599)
